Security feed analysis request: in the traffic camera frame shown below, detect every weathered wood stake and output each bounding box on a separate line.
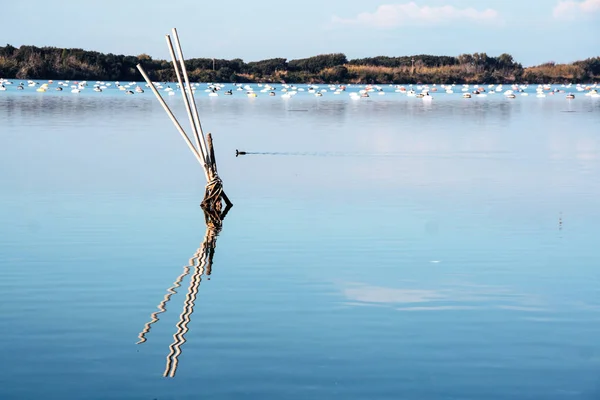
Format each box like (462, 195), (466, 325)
(207, 134), (232, 208)
(207, 133), (217, 175)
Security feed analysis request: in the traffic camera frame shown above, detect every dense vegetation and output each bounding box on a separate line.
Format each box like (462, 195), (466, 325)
(0, 44), (598, 84)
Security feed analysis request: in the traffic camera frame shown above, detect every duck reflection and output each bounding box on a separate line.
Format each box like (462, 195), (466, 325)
(136, 204), (231, 377)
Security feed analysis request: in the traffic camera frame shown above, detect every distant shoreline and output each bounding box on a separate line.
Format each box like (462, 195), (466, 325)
(1, 45), (598, 84)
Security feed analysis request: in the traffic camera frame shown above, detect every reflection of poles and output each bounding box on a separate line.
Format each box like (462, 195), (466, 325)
(163, 208), (225, 377)
(163, 240), (206, 377)
(136, 204), (230, 377)
(136, 262), (193, 344)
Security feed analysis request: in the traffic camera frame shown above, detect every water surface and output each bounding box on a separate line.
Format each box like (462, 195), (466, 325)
(1, 86), (600, 399)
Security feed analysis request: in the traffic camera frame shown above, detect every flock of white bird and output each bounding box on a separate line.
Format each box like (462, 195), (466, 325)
(0, 79), (146, 94)
(1, 79), (598, 100)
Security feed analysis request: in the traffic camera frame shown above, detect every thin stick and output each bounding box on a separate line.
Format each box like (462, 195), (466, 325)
(172, 28), (209, 163)
(165, 35), (207, 166)
(136, 64), (210, 182)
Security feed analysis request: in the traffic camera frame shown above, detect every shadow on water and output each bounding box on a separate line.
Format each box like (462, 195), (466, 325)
(136, 204), (231, 378)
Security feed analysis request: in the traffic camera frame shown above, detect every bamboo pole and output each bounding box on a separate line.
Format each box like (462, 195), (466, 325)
(171, 28), (232, 206)
(171, 28), (209, 164)
(136, 64), (210, 183)
(165, 35), (208, 167)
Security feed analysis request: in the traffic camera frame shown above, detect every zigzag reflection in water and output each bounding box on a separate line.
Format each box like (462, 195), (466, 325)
(136, 206), (228, 377)
(136, 263), (192, 344)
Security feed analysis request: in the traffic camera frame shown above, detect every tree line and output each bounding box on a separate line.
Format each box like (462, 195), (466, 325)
(0, 44), (598, 84)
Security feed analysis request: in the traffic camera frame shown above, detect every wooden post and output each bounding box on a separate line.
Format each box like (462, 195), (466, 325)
(206, 133), (232, 208)
(136, 64), (210, 183)
(165, 35), (208, 167)
(207, 133), (217, 175)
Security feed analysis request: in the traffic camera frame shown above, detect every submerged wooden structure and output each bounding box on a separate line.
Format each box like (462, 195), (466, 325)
(136, 28), (231, 213)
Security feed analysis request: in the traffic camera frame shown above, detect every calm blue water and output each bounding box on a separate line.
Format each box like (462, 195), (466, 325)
(1, 84), (600, 399)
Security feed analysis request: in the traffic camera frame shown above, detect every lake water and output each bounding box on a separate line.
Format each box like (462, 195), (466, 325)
(1, 84), (600, 399)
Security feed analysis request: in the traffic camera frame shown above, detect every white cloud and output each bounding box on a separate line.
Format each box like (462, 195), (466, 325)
(553, 0), (600, 19)
(331, 2), (501, 28)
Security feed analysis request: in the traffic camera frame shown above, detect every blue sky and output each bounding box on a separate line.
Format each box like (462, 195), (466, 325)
(1, 0), (598, 66)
